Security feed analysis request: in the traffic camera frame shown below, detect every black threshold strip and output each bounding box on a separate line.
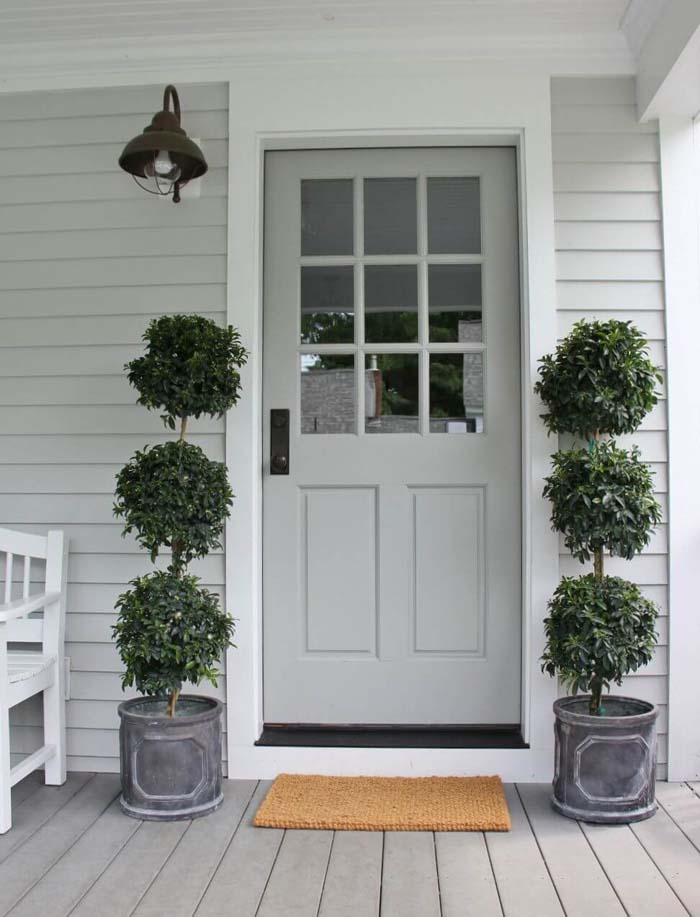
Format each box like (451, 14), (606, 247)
(256, 724), (528, 749)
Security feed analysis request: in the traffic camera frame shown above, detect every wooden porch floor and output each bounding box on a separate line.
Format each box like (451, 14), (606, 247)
(1, 775), (699, 916)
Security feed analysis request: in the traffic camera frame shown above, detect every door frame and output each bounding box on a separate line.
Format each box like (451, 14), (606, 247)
(225, 63), (559, 781)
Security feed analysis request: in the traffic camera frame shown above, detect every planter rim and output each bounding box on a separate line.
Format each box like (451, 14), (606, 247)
(118, 694), (222, 726)
(554, 694), (657, 728)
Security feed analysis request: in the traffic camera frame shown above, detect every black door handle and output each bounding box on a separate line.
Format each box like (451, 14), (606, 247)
(270, 409), (289, 475)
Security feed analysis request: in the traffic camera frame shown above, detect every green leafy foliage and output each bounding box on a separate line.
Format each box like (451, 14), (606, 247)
(544, 440), (662, 563)
(536, 319), (661, 715)
(113, 572), (234, 698)
(534, 319), (661, 437)
(115, 314), (246, 715)
(541, 575), (657, 715)
(114, 441), (232, 570)
(126, 315), (248, 430)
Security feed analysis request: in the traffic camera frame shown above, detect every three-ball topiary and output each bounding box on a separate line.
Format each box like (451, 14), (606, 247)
(113, 315), (248, 717)
(536, 319), (662, 715)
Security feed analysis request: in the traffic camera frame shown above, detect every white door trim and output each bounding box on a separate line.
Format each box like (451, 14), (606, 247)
(225, 63), (559, 781)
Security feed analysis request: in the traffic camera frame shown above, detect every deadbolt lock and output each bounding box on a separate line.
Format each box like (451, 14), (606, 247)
(270, 409), (290, 475)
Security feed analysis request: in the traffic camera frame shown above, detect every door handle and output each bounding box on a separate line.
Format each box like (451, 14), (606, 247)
(270, 409), (290, 475)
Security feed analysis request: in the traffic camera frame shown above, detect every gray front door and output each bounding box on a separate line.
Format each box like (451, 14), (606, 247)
(262, 147), (521, 725)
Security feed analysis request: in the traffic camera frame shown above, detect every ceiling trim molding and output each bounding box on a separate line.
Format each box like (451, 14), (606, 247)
(633, 0), (700, 118)
(0, 29), (636, 93)
(621, 0), (667, 57)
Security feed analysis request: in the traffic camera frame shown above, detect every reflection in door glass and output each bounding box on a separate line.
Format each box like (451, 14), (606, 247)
(301, 179), (354, 256)
(301, 354), (355, 434)
(428, 264), (482, 343)
(364, 178), (418, 254)
(364, 264), (418, 343)
(429, 352), (484, 433)
(365, 354), (419, 434)
(300, 266), (354, 344)
(427, 176), (481, 254)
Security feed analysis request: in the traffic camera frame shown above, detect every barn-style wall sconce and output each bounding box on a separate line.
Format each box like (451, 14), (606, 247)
(118, 85), (207, 203)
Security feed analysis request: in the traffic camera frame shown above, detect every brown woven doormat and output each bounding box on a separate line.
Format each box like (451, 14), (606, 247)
(253, 774), (511, 832)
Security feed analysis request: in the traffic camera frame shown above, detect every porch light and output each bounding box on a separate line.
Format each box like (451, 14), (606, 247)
(118, 85), (207, 203)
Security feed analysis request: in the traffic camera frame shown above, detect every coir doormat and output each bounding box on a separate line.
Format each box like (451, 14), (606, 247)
(253, 774), (511, 831)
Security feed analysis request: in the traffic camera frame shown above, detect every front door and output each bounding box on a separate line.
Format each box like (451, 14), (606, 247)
(262, 147), (521, 726)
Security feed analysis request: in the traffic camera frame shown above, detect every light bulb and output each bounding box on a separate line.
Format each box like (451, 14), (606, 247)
(144, 150), (181, 183)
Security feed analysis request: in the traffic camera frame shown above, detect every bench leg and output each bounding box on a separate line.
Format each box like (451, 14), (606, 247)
(0, 706), (11, 834)
(43, 674), (66, 786)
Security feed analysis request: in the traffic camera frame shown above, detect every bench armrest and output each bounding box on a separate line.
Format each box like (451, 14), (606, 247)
(0, 591), (61, 623)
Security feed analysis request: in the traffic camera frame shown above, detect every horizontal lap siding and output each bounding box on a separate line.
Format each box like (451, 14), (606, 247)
(551, 78), (669, 775)
(0, 83), (229, 773)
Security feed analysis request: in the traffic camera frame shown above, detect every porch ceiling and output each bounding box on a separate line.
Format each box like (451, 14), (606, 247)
(0, 0), (631, 41)
(0, 0), (637, 72)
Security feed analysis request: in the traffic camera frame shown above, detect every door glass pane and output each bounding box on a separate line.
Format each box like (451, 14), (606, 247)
(300, 266), (354, 344)
(428, 264), (482, 343)
(301, 179), (354, 256)
(429, 353), (484, 433)
(364, 265), (418, 344)
(364, 178), (417, 254)
(427, 177), (481, 254)
(301, 354), (355, 434)
(365, 353), (419, 434)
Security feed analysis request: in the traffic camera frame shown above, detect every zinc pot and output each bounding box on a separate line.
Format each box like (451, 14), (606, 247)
(552, 695), (658, 824)
(118, 695), (223, 821)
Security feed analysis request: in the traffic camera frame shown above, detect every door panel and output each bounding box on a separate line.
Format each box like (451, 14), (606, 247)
(263, 147), (521, 725)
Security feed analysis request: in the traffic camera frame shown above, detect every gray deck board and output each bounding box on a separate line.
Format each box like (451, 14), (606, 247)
(256, 828), (334, 917)
(318, 831), (383, 917)
(380, 831), (441, 917)
(9, 798), (139, 917)
(0, 773), (92, 867)
(580, 819), (689, 916)
(71, 818), (189, 917)
(133, 779), (257, 917)
(195, 781), (283, 917)
(657, 781), (700, 851)
(434, 831), (502, 917)
(10, 773), (42, 809)
(0, 774), (119, 915)
(486, 784), (564, 917)
(516, 783), (625, 917)
(631, 802), (700, 915)
(1, 775), (700, 917)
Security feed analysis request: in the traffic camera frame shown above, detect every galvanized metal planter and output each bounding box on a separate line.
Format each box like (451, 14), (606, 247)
(118, 695), (223, 821)
(552, 695), (658, 824)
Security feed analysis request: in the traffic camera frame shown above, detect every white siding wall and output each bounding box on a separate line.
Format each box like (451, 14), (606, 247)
(0, 83), (229, 773)
(551, 77), (669, 775)
(0, 75), (671, 773)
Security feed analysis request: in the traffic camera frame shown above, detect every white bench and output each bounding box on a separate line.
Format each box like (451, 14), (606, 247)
(0, 528), (69, 834)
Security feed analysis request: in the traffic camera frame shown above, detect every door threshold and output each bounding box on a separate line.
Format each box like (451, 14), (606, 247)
(256, 724), (528, 749)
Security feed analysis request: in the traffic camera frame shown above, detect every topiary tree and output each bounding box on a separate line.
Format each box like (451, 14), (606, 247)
(535, 319), (662, 715)
(113, 315), (248, 717)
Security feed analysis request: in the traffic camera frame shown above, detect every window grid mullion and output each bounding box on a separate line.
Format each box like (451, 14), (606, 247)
(355, 175), (365, 435)
(417, 174), (430, 435)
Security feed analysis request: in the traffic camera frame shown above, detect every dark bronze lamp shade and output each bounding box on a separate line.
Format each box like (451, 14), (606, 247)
(119, 85), (207, 202)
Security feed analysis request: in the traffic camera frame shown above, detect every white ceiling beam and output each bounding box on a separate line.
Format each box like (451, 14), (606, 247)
(633, 0), (700, 119)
